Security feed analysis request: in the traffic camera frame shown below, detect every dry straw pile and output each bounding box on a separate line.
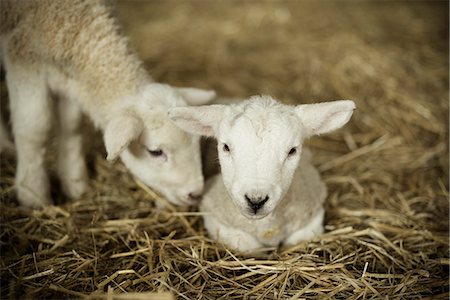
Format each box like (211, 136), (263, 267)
(1, 1), (448, 299)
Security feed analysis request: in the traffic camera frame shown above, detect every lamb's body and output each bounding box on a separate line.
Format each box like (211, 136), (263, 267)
(1, 0), (214, 208)
(201, 149), (326, 251)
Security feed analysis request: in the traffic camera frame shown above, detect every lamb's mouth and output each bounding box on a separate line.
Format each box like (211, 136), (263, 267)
(241, 209), (270, 220)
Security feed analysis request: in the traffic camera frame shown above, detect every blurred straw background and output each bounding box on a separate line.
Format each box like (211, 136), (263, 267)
(1, 1), (448, 299)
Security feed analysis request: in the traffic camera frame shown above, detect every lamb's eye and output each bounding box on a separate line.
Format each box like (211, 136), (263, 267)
(223, 143), (230, 152)
(288, 147), (297, 156)
(148, 149), (164, 157)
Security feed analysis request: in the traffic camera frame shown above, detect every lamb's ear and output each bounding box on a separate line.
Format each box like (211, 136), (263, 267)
(104, 112), (144, 161)
(295, 100), (356, 136)
(168, 105), (226, 137)
(176, 87), (217, 105)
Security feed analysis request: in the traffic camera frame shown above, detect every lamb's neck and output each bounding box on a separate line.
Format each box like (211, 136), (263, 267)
(71, 22), (151, 106)
(51, 1), (152, 124)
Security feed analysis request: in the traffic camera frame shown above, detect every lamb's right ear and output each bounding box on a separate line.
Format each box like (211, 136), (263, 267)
(295, 100), (356, 136)
(168, 105), (226, 137)
(104, 112), (144, 161)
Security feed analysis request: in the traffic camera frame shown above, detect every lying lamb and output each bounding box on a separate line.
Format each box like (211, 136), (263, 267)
(169, 96), (355, 251)
(0, 0), (215, 208)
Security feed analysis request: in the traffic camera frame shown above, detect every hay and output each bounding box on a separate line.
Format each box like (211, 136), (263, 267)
(1, 1), (448, 299)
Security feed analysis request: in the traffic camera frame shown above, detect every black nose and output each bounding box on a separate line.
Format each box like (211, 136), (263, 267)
(188, 192), (203, 201)
(245, 194), (269, 214)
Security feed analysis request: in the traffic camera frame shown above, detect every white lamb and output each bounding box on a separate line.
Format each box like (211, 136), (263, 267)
(0, 0), (215, 208)
(169, 96), (355, 251)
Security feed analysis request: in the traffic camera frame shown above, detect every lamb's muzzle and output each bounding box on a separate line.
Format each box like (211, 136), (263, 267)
(245, 194), (269, 215)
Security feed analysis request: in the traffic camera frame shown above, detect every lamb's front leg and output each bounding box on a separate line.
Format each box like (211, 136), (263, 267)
(284, 210), (324, 246)
(203, 214), (263, 252)
(7, 64), (52, 208)
(56, 97), (87, 199)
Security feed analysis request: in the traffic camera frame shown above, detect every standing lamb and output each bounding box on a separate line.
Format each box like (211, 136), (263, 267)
(0, 0), (215, 208)
(169, 96), (355, 251)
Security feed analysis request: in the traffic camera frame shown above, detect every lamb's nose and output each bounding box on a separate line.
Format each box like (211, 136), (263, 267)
(188, 191), (203, 202)
(245, 194), (269, 214)
(187, 180), (204, 202)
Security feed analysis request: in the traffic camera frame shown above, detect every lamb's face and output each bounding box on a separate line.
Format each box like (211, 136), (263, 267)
(168, 95), (355, 217)
(103, 83), (217, 206)
(120, 119), (204, 206)
(216, 107), (304, 219)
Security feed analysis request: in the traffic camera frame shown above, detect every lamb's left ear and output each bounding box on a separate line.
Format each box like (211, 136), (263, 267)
(176, 87), (217, 105)
(104, 112), (144, 161)
(295, 100), (356, 136)
(168, 105), (226, 137)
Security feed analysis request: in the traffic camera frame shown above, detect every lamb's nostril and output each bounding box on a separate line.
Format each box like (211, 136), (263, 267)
(188, 192), (203, 201)
(245, 194), (252, 203)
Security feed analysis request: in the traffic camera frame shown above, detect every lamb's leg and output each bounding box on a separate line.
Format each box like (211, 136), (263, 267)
(203, 214), (263, 252)
(7, 64), (52, 208)
(56, 97), (87, 199)
(285, 210), (324, 246)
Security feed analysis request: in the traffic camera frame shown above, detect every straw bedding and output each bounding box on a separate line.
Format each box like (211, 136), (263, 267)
(0, 1), (448, 299)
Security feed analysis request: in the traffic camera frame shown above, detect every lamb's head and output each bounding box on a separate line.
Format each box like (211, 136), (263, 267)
(169, 95), (355, 218)
(103, 84), (216, 206)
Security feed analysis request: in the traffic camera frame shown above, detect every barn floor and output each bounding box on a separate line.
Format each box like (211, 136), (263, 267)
(1, 1), (449, 299)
